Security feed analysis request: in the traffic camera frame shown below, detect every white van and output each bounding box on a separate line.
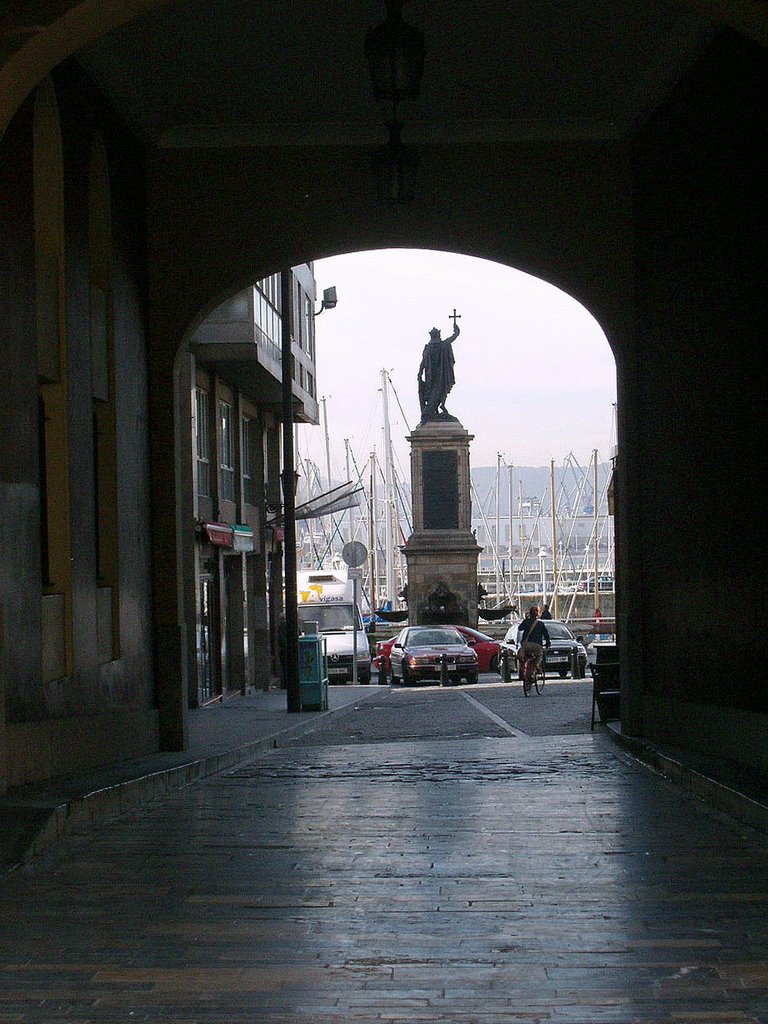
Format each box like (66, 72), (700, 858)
(296, 570), (371, 683)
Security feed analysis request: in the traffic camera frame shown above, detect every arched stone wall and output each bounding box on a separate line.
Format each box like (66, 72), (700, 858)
(1, 4), (765, 773)
(149, 140), (634, 353)
(144, 135), (638, 750)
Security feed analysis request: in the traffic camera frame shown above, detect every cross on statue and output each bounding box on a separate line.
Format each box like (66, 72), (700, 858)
(450, 308), (461, 329)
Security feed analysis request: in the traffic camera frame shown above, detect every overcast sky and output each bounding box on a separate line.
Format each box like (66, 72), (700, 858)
(297, 249), (617, 490)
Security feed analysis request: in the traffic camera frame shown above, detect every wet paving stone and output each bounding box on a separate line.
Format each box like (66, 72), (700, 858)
(0, 725), (767, 1022)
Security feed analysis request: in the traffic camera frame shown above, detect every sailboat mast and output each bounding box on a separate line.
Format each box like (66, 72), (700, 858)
(593, 449), (599, 614)
(495, 453), (501, 606)
(345, 438), (353, 543)
(518, 479), (525, 604)
(550, 458), (559, 618)
(381, 369), (396, 605)
(320, 396), (333, 560)
(508, 462), (514, 605)
(369, 449), (378, 614)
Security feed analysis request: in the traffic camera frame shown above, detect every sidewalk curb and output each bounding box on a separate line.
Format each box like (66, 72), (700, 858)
(606, 724), (768, 837)
(3, 690), (381, 872)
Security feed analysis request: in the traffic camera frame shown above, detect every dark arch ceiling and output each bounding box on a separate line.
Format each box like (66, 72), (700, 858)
(71, 1), (724, 149)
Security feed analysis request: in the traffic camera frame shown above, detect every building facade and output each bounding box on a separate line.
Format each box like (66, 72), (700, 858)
(187, 270), (319, 704)
(0, 64), (157, 786)
(0, 61), (319, 786)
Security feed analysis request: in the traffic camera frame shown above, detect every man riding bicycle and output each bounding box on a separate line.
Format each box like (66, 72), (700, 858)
(517, 606), (551, 677)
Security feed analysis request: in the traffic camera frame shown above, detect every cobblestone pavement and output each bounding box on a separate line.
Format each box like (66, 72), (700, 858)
(279, 676), (594, 748)
(1, 683), (768, 1022)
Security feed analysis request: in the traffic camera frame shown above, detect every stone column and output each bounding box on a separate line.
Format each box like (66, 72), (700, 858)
(148, 342), (192, 751)
(0, 605), (6, 794)
(403, 420), (482, 628)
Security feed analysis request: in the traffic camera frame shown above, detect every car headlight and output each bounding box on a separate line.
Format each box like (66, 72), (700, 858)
(458, 655), (476, 664)
(408, 655), (431, 666)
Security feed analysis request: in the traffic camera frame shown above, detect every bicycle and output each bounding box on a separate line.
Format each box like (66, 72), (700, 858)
(520, 646), (546, 696)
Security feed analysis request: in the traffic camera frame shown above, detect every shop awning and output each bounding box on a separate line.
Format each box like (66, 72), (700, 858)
(232, 524), (254, 552)
(203, 522), (234, 547)
(294, 481), (365, 520)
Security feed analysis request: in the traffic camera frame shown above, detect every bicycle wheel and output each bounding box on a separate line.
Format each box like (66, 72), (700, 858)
(522, 660), (533, 696)
(534, 665), (546, 694)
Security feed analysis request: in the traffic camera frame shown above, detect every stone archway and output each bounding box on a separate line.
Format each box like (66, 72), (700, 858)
(0, 1), (172, 137)
(2, 3), (765, 772)
(148, 131), (635, 745)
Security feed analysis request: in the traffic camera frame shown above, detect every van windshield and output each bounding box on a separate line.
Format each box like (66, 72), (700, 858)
(297, 604), (360, 633)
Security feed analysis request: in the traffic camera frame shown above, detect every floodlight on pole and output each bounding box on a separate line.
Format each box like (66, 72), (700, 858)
(314, 286), (338, 316)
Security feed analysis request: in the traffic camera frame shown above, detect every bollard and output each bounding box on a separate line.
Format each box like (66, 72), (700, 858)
(570, 650), (579, 678)
(501, 648), (511, 683)
(440, 653), (448, 686)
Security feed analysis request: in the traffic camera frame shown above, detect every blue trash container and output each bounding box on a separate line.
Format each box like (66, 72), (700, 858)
(299, 634), (329, 711)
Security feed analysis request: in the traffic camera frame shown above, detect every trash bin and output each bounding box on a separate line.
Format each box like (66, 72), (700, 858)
(299, 634), (329, 711)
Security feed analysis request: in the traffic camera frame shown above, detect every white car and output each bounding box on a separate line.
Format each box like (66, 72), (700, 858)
(501, 620), (588, 678)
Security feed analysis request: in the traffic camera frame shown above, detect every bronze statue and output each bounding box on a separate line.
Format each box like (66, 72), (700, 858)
(417, 310), (461, 423)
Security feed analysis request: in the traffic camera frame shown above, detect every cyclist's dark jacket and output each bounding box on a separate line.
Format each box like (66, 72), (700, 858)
(518, 618), (550, 645)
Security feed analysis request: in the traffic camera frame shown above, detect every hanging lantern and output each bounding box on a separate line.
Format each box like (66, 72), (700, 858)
(371, 121), (419, 204)
(365, 0), (425, 102)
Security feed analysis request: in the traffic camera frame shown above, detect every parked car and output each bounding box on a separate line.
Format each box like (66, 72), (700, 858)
(452, 625), (501, 673)
(499, 624), (520, 674)
(374, 624), (501, 678)
(502, 619), (587, 678)
(389, 626), (479, 686)
(373, 635), (398, 681)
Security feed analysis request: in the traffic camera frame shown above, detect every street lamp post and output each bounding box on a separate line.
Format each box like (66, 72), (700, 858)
(281, 270), (301, 712)
(282, 273), (338, 711)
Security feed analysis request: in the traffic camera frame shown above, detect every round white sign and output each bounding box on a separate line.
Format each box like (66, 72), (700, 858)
(342, 541), (368, 567)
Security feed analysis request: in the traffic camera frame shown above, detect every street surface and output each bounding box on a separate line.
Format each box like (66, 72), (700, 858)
(1, 677), (767, 1023)
(279, 675), (594, 748)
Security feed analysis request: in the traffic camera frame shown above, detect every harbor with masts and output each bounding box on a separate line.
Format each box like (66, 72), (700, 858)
(295, 372), (615, 628)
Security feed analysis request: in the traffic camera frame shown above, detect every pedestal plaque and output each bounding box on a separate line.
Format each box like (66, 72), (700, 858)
(402, 419), (481, 628)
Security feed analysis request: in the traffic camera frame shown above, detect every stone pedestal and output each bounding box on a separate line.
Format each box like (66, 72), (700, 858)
(402, 420), (482, 628)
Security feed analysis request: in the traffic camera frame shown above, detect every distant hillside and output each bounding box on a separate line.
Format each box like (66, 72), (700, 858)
(471, 463), (611, 516)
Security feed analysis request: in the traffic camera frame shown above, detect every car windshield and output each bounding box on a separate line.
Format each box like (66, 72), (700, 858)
(297, 605), (354, 632)
(407, 629), (463, 647)
(542, 622), (574, 640)
(516, 621), (574, 641)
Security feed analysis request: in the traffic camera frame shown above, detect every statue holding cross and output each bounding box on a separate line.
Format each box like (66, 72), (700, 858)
(417, 310), (461, 423)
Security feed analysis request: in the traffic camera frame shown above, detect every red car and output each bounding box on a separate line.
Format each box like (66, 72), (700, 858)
(374, 624), (501, 680)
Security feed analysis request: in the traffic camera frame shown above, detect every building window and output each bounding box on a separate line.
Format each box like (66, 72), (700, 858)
(306, 370), (315, 398)
(254, 274), (282, 357)
(196, 388), (211, 497)
(219, 400), (235, 502)
(89, 135), (120, 662)
(37, 395), (50, 585)
(241, 415), (257, 506)
(305, 295), (314, 359)
(34, 75), (73, 680)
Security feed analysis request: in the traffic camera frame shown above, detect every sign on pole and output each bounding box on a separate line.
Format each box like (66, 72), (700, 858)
(342, 542), (368, 683)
